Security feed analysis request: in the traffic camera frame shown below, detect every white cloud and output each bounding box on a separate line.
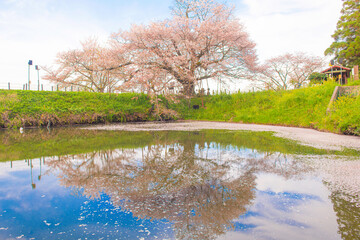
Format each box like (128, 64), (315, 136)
(0, 0), (343, 90)
(243, 0), (323, 16)
(0, 0), (108, 89)
(239, 0), (343, 62)
(0, 0), (172, 89)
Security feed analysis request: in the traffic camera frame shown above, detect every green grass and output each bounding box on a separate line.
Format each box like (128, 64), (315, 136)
(325, 94), (360, 135)
(172, 82), (360, 135)
(1, 82), (359, 135)
(0, 90), (153, 128)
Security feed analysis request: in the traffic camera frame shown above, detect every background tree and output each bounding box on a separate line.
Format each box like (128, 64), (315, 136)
(255, 53), (325, 91)
(325, 0), (360, 67)
(308, 72), (328, 85)
(288, 53), (325, 88)
(43, 38), (132, 92)
(115, 0), (258, 97)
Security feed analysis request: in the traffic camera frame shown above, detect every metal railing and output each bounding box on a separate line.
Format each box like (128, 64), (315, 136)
(0, 83), (82, 92)
(0, 82), (244, 95)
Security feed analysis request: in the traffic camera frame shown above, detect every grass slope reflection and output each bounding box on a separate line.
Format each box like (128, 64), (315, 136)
(43, 132), (314, 239)
(0, 127), (354, 162)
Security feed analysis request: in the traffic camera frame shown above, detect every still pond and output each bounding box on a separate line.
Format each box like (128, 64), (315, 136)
(0, 127), (359, 240)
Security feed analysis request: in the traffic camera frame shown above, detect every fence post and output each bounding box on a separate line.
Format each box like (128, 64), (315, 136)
(65, 87), (67, 92)
(8, 82), (10, 90)
(25, 83), (28, 90)
(51, 86), (53, 91)
(71, 86), (73, 92)
(57, 85), (59, 91)
(41, 84), (43, 91)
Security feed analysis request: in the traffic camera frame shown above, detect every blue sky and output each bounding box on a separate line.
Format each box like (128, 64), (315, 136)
(0, 0), (342, 90)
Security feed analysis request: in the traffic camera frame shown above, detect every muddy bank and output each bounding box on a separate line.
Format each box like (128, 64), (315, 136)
(84, 121), (360, 151)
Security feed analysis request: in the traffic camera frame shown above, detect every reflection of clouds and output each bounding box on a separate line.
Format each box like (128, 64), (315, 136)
(0, 160), (36, 178)
(0, 161), (40, 201)
(4, 137), (349, 239)
(309, 156), (360, 206)
(220, 174), (340, 240)
(306, 156), (360, 239)
(45, 145), (258, 239)
(43, 141), (314, 239)
(0, 159), (70, 210)
(256, 174), (322, 195)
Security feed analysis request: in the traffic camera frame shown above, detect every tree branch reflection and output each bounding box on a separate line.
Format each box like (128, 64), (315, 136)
(45, 140), (311, 239)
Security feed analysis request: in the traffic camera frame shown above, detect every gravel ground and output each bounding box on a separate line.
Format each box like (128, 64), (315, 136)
(84, 120), (360, 151)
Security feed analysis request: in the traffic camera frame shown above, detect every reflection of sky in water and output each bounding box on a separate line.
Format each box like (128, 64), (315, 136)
(0, 151), (341, 240)
(0, 161), (173, 239)
(221, 174), (340, 240)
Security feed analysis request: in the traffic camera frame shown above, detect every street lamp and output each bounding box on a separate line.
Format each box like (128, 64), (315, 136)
(35, 65), (40, 91)
(28, 60), (33, 90)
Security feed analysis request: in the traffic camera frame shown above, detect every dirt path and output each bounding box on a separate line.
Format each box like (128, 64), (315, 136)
(84, 121), (360, 151)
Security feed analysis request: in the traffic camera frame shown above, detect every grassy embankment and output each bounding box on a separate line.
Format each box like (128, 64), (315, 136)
(173, 81), (360, 135)
(0, 81), (359, 135)
(0, 90), (153, 128)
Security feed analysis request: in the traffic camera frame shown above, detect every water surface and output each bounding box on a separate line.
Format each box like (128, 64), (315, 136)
(0, 128), (359, 239)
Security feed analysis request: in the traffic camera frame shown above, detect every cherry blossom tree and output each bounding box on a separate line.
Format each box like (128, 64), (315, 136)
(42, 38), (133, 92)
(129, 68), (179, 120)
(255, 53), (325, 91)
(289, 53), (325, 88)
(114, 0), (258, 96)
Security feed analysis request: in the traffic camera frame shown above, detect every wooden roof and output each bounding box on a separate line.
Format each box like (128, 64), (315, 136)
(321, 65), (351, 73)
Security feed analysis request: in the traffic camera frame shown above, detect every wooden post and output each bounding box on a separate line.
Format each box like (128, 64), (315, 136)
(41, 84), (43, 91)
(8, 82), (10, 90)
(354, 65), (359, 81)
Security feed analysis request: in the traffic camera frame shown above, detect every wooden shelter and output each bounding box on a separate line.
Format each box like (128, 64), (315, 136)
(321, 65), (351, 85)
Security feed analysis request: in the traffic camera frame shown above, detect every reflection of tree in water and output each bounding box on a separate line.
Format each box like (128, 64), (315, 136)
(45, 136), (311, 239)
(327, 186), (360, 240)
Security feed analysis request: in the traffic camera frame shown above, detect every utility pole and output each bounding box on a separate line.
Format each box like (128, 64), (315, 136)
(35, 65), (40, 91)
(28, 60), (33, 90)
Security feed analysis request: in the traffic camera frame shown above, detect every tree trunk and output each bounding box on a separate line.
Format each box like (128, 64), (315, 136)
(183, 82), (195, 96)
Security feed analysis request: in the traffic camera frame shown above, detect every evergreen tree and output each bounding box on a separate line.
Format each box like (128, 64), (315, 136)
(325, 0), (360, 67)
